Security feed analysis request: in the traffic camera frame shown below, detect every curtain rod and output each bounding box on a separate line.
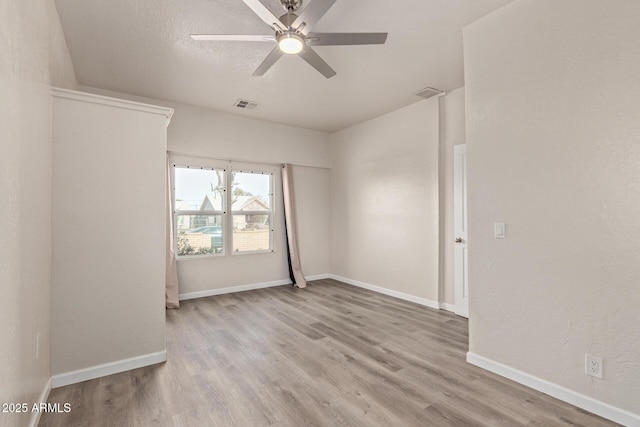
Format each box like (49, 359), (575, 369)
(167, 150), (330, 170)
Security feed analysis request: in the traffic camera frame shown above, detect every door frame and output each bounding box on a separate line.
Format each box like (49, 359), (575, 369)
(454, 144), (469, 318)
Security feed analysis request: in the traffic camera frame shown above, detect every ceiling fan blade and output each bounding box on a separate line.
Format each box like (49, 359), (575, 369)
(253, 46), (284, 76)
(242, 0), (286, 31)
(307, 32), (388, 46)
(292, 0), (337, 34)
(298, 46), (336, 78)
(191, 34), (275, 42)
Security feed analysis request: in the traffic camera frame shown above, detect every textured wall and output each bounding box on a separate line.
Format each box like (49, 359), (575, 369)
(330, 99), (440, 301)
(465, 0), (640, 415)
(80, 86), (331, 169)
(165, 102), (331, 169)
(0, 1), (76, 426)
(291, 165), (331, 279)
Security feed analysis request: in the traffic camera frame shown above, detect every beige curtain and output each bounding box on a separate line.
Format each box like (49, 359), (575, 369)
(282, 164), (307, 288)
(166, 156), (180, 308)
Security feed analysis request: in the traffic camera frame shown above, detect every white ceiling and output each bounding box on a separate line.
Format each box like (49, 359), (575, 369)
(54, 0), (512, 133)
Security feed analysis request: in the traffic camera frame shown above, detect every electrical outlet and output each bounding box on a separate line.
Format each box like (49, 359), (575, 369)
(585, 354), (602, 379)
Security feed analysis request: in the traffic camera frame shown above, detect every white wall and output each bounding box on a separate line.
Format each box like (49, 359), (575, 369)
(80, 87), (331, 169)
(0, 1), (76, 425)
(80, 87), (332, 295)
(290, 165), (331, 278)
(330, 99), (441, 301)
(439, 88), (466, 305)
(51, 91), (169, 377)
(464, 0), (640, 419)
(165, 101), (330, 169)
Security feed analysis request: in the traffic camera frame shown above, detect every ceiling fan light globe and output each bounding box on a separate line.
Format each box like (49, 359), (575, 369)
(278, 34), (304, 54)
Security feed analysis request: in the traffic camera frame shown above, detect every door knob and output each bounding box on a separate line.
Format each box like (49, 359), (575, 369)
(455, 237), (463, 243)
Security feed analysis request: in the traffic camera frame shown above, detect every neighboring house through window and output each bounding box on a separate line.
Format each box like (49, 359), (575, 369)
(231, 170), (272, 253)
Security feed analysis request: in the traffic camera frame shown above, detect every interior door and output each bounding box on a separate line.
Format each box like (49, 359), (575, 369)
(454, 144), (469, 318)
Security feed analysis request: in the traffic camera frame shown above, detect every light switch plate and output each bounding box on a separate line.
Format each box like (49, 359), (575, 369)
(494, 223), (506, 239)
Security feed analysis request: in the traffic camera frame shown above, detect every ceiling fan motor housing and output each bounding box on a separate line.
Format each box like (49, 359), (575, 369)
(280, 0), (302, 12)
(278, 13), (299, 29)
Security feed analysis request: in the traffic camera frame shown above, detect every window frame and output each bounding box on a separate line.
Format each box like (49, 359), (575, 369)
(170, 155), (276, 260)
(172, 163), (227, 259)
(229, 168), (275, 256)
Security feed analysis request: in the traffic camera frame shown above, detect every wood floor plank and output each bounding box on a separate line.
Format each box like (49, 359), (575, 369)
(39, 280), (620, 427)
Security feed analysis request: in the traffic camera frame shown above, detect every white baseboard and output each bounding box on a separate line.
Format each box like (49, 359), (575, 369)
(305, 274), (331, 281)
(178, 274), (453, 310)
(439, 302), (456, 313)
(51, 350), (167, 388)
(178, 275), (334, 301)
(29, 378), (52, 427)
(329, 274), (442, 310)
(179, 279), (292, 301)
(467, 352), (640, 427)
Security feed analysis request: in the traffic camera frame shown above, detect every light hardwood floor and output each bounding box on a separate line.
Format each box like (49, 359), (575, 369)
(40, 279), (618, 426)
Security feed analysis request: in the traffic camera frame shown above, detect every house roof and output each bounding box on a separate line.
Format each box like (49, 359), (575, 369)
(200, 193), (269, 211)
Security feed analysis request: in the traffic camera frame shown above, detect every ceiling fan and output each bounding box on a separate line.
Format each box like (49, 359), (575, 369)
(191, 0), (388, 78)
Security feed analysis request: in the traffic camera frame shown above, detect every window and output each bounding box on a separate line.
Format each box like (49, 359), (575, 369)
(174, 166), (225, 256)
(231, 170), (273, 253)
(172, 159), (275, 258)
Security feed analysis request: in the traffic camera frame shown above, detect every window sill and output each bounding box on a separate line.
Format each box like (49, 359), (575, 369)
(176, 253), (224, 261)
(231, 250), (274, 256)
(176, 250), (275, 260)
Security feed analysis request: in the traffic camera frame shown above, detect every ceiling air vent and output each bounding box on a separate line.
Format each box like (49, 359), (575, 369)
(415, 87), (444, 100)
(233, 98), (260, 110)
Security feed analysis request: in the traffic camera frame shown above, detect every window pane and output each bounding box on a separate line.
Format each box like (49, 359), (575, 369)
(231, 172), (271, 211)
(233, 214), (270, 252)
(176, 215), (223, 256)
(175, 167), (224, 212)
